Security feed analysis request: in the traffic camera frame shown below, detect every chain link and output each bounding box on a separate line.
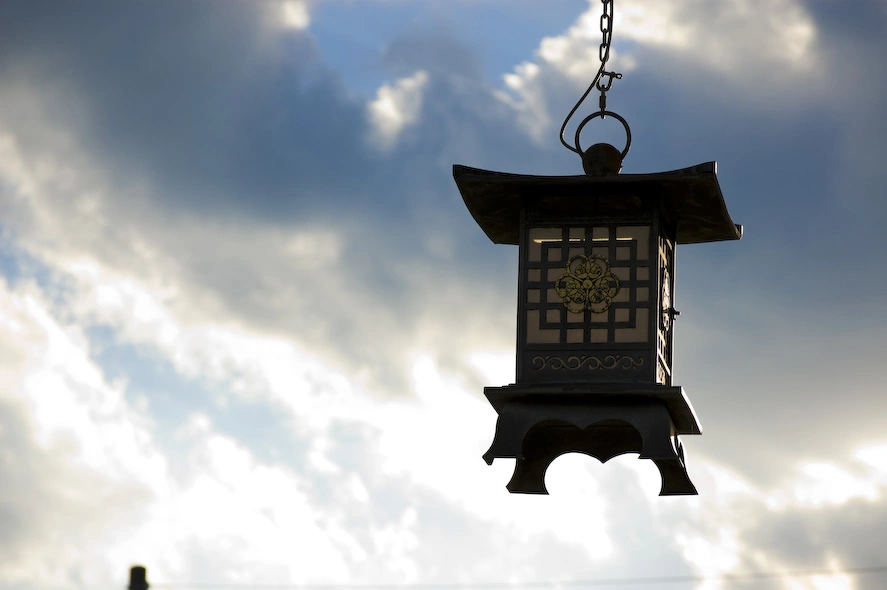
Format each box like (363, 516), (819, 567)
(596, 0), (619, 115)
(600, 0), (612, 63)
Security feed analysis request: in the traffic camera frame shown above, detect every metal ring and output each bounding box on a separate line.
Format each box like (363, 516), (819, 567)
(573, 110), (632, 159)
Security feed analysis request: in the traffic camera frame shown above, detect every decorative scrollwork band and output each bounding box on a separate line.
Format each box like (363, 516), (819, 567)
(531, 354), (644, 371)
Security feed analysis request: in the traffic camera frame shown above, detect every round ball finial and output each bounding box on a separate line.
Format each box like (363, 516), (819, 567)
(581, 143), (623, 176)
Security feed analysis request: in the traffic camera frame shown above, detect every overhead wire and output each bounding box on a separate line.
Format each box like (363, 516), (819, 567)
(147, 564), (887, 589)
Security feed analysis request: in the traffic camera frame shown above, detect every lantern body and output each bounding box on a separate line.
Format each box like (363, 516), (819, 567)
(519, 208), (674, 386)
(454, 162), (741, 496)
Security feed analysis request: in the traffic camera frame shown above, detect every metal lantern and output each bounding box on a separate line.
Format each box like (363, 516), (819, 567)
(453, 151), (742, 495)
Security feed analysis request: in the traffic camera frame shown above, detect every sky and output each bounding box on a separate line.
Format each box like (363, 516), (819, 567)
(1, 1), (887, 589)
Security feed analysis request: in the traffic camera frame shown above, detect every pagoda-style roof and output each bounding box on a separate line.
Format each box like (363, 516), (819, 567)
(453, 162), (743, 245)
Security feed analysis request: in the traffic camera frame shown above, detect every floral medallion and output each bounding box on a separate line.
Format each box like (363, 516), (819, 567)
(554, 254), (620, 314)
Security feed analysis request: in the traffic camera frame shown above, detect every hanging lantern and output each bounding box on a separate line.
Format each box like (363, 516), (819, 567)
(453, 1), (742, 496)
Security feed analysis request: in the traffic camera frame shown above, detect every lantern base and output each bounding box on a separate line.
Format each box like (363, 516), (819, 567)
(482, 384), (701, 496)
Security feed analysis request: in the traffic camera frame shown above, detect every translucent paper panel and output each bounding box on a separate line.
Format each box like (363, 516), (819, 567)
(528, 228), (561, 262)
(567, 329), (584, 343)
(592, 247), (608, 258)
(616, 226), (650, 259)
(526, 310), (560, 344)
(615, 308), (650, 343)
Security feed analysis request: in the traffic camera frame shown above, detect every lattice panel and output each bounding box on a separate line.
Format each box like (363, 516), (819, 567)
(524, 225), (653, 346)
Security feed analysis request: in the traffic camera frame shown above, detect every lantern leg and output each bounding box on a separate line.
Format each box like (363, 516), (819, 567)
(482, 386), (700, 496)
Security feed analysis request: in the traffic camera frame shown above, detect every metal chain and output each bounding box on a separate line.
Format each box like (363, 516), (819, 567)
(600, 0), (612, 63)
(559, 0), (623, 155)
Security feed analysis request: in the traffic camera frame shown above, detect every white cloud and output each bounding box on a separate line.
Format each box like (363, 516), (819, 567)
(367, 70), (430, 150)
(675, 526), (741, 585)
(792, 463), (879, 506)
(0, 279), (165, 588)
(2, 2), (887, 588)
(275, 0), (311, 30)
(616, 0), (817, 75)
(757, 452), (887, 510)
(498, 61), (551, 143)
(856, 445), (887, 475)
(0, 277), (486, 587)
(0, 286), (163, 486)
(498, 0), (820, 141)
(148, 415), (359, 584)
(6, 147), (887, 585)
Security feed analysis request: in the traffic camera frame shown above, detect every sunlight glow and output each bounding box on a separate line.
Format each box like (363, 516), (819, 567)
(792, 462), (878, 506)
(468, 351), (513, 386)
(855, 444), (887, 474)
(676, 526), (741, 584)
(278, 0), (310, 30)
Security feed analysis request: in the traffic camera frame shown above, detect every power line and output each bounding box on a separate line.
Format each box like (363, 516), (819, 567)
(147, 564), (887, 589)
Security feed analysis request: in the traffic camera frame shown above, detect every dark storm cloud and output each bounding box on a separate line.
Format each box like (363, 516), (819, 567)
(807, 1), (887, 225)
(0, 0), (545, 293)
(545, 1), (887, 489)
(0, 0), (537, 398)
(0, 1), (377, 222)
(614, 0), (887, 229)
(0, 1), (562, 230)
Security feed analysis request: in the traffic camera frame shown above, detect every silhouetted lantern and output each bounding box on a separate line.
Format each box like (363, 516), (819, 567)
(453, 148), (742, 495)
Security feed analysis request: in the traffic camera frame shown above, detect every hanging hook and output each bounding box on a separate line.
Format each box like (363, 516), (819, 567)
(597, 71), (622, 116)
(558, 0), (631, 170)
(597, 71), (622, 93)
(574, 110), (632, 162)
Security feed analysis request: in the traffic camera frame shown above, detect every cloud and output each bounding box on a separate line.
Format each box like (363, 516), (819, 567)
(0, 1), (529, 398)
(0, 0), (377, 224)
(497, 0), (822, 146)
(615, 0), (817, 75)
(367, 70), (430, 150)
(277, 0), (310, 30)
(481, 0), (887, 495)
(2, 2), (887, 589)
(0, 277), (679, 589)
(0, 274), (582, 587)
(0, 279), (163, 588)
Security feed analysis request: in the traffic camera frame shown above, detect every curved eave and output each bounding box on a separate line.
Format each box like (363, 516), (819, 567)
(453, 162), (743, 245)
